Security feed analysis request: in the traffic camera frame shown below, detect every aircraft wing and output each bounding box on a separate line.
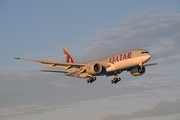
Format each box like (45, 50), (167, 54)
(144, 63), (157, 66)
(41, 70), (68, 73)
(14, 58), (86, 68)
(124, 62), (157, 72)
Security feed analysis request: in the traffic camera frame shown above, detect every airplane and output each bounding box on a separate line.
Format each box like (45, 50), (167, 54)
(15, 46), (157, 84)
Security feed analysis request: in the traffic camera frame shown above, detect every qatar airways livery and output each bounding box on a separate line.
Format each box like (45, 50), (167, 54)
(15, 46), (157, 84)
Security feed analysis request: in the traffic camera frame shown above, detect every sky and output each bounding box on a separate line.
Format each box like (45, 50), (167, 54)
(0, 0), (180, 120)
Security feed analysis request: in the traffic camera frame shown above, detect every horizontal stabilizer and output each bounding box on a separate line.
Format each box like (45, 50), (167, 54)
(41, 70), (68, 73)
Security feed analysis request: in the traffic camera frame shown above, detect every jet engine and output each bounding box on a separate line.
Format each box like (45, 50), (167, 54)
(86, 63), (102, 75)
(130, 66), (146, 76)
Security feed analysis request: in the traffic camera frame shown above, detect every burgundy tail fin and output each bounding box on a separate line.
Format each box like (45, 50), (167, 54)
(63, 46), (76, 63)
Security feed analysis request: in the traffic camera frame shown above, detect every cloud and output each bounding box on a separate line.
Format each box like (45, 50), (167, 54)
(0, 104), (76, 119)
(100, 99), (180, 120)
(77, 11), (180, 64)
(1, 7), (180, 120)
(1, 65), (179, 119)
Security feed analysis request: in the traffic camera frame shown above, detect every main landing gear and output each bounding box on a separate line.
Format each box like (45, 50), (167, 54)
(87, 77), (96, 83)
(86, 72), (122, 84)
(111, 77), (121, 84)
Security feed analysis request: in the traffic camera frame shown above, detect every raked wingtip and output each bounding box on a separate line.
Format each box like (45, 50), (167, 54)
(14, 57), (20, 59)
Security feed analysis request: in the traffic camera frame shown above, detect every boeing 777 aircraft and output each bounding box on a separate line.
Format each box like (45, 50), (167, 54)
(15, 46), (157, 84)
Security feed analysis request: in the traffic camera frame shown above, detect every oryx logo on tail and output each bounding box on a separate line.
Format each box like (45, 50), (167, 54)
(63, 46), (76, 63)
(63, 49), (74, 63)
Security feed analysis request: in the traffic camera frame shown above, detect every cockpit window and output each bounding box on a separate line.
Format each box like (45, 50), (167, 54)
(141, 51), (149, 54)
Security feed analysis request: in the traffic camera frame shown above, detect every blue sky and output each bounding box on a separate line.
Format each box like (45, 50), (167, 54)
(0, 0), (180, 120)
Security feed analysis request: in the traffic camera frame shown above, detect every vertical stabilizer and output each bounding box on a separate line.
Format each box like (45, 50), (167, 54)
(63, 46), (76, 63)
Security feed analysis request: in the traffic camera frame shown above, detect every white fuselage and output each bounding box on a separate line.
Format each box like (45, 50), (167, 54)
(67, 49), (151, 78)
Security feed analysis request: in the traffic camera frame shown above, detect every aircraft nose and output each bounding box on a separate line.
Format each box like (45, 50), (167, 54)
(145, 53), (151, 61)
(142, 53), (151, 62)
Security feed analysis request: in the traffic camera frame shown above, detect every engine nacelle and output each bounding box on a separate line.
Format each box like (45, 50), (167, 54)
(86, 63), (102, 75)
(130, 66), (146, 76)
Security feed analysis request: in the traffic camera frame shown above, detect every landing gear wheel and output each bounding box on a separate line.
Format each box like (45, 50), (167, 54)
(114, 78), (118, 84)
(138, 66), (145, 73)
(111, 80), (115, 84)
(86, 79), (90, 83)
(111, 77), (121, 84)
(87, 77), (96, 84)
(118, 77), (121, 81)
(89, 77), (93, 83)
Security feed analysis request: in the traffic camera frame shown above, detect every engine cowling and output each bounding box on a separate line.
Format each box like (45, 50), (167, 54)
(86, 63), (102, 75)
(130, 66), (146, 76)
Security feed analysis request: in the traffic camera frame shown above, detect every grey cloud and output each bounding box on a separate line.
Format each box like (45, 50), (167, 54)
(100, 99), (180, 120)
(154, 54), (180, 64)
(2, 55), (180, 118)
(1, 9), (180, 119)
(1, 62), (179, 118)
(76, 12), (180, 64)
(0, 104), (75, 119)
